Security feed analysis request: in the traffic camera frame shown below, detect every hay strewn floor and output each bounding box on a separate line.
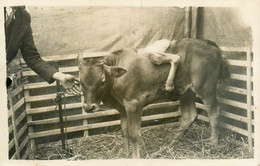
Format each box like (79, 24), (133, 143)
(35, 122), (253, 160)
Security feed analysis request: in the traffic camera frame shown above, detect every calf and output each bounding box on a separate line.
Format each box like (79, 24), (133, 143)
(78, 38), (230, 158)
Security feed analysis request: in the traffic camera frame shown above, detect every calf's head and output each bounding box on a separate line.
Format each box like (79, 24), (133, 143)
(77, 53), (127, 113)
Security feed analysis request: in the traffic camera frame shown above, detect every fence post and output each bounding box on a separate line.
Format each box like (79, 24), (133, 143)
(8, 90), (20, 159)
(24, 89), (35, 159)
(246, 46), (253, 153)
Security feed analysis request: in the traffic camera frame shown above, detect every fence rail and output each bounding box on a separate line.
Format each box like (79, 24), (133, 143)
(8, 45), (254, 159)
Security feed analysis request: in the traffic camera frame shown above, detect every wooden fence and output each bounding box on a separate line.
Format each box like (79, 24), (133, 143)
(8, 71), (30, 159)
(8, 45), (254, 159)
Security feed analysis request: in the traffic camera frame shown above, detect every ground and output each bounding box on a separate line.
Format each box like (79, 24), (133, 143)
(34, 121), (253, 160)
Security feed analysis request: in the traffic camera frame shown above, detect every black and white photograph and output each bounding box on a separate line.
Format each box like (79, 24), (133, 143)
(1, 0), (260, 165)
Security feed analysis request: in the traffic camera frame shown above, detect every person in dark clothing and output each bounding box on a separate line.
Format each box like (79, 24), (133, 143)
(5, 6), (80, 95)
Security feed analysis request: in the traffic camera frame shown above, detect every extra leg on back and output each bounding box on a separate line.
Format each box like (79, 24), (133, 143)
(174, 90), (198, 141)
(150, 52), (180, 91)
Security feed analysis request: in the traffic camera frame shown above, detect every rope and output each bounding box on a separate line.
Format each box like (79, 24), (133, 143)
(63, 94), (68, 150)
(54, 92), (68, 150)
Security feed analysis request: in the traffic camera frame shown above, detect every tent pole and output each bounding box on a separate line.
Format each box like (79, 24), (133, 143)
(191, 7), (198, 38)
(184, 7), (192, 38)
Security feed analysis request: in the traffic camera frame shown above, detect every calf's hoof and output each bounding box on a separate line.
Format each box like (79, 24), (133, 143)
(165, 85), (174, 92)
(210, 136), (219, 146)
(170, 138), (179, 145)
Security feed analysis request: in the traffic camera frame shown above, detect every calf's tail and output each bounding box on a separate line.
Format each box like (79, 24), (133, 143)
(219, 55), (230, 81)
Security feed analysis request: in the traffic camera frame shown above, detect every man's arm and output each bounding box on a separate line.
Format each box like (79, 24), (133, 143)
(20, 25), (58, 84)
(20, 23), (80, 94)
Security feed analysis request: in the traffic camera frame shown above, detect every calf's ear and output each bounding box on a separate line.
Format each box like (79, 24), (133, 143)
(104, 65), (127, 78)
(77, 53), (85, 65)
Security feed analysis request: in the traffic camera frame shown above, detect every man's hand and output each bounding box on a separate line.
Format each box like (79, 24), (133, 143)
(52, 72), (81, 95)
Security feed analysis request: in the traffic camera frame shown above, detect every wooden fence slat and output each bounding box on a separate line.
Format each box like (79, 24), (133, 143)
(25, 93), (56, 102)
(195, 102), (206, 110)
(26, 102), (82, 115)
(22, 147), (30, 159)
(21, 70), (33, 77)
(143, 101), (180, 110)
(11, 86), (23, 98)
(220, 110), (251, 124)
(217, 85), (248, 95)
(27, 109), (118, 125)
(18, 136), (29, 154)
(217, 97), (254, 110)
(16, 70), (22, 80)
(25, 93), (77, 102)
(13, 98), (25, 112)
(11, 152), (17, 160)
(220, 46), (248, 52)
(24, 82), (56, 90)
(9, 139), (15, 150)
(8, 90), (20, 159)
(37, 137), (82, 146)
(60, 66), (79, 73)
(142, 111), (181, 121)
(28, 120), (120, 139)
(8, 109), (12, 119)
(15, 111), (27, 127)
(17, 123), (28, 139)
(227, 59), (249, 67)
(230, 73), (248, 81)
(142, 121), (180, 131)
(9, 124), (13, 134)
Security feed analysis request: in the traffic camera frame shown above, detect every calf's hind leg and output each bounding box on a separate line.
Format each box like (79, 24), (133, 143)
(201, 96), (220, 145)
(173, 90), (198, 141)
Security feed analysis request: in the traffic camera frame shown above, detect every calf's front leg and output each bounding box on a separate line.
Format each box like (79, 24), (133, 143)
(124, 99), (144, 159)
(120, 111), (129, 156)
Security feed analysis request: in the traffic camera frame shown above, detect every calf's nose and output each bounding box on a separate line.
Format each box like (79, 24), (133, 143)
(83, 103), (96, 113)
